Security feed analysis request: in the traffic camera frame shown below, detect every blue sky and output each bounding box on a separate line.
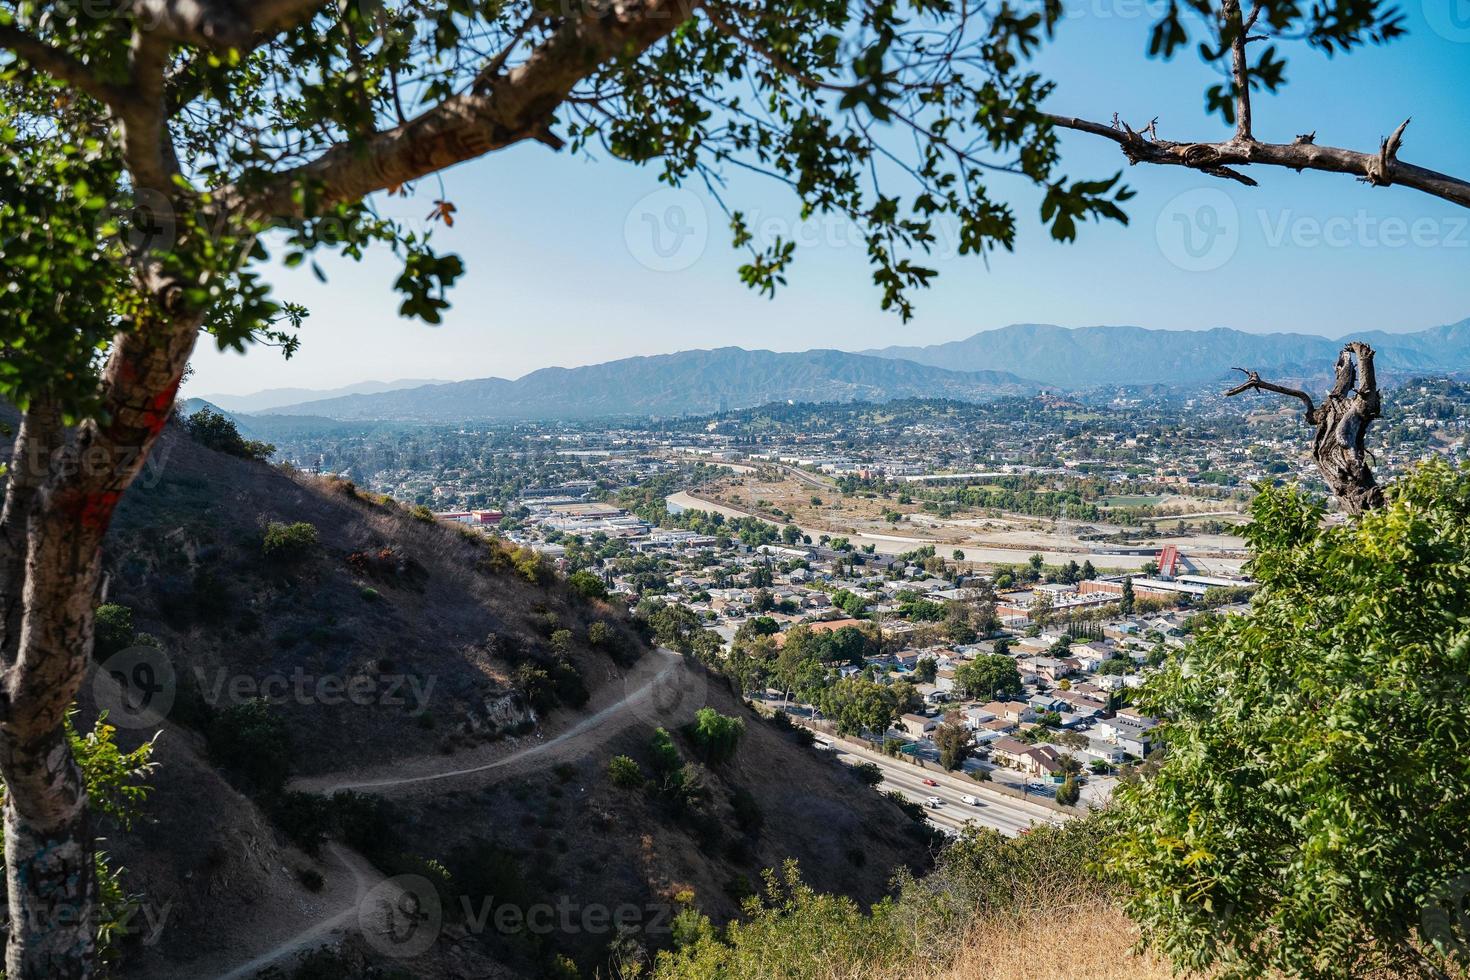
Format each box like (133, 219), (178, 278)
(188, 3), (1470, 396)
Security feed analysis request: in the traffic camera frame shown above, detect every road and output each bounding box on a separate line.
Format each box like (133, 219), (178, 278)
(665, 490), (1246, 574)
(812, 733), (1067, 838)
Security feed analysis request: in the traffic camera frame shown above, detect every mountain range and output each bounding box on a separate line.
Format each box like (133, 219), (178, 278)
(224, 319), (1470, 422)
(197, 378), (448, 413)
(864, 319), (1470, 387)
(257, 348), (1032, 421)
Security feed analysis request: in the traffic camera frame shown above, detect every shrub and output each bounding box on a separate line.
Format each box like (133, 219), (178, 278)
(273, 791), (335, 852)
(587, 620), (614, 648)
(92, 603), (135, 660)
(1054, 775), (1079, 806)
(410, 504), (435, 522)
(729, 785), (764, 836)
(686, 707), (745, 765)
(183, 407), (275, 461)
(262, 521), (319, 560)
(851, 762), (884, 787)
(1109, 465), (1470, 979)
(549, 629), (574, 657)
(208, 698), (292, 794)
(608, 755), (644, 789)
(567, 569), (609, 601)
(297, 868), (325, 892)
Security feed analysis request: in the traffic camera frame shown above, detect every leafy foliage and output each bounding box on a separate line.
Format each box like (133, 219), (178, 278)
(954, 654), (1022, 700)
(686, 707), (746, 765)
(183, 407), (275, 461)
(261, 521), (320, 560)
(1108, 463), (1470, 979)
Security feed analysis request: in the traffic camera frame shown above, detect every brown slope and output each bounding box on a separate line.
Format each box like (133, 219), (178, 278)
(79, 424), (929, 978)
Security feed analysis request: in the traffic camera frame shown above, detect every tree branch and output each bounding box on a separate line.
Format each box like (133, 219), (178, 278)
(1044, 114), (1470, 208)
(1223, 0), (1253, 141)
(1224, 368), (1317, 421)
(0, 25), (132, 111)
(131, 0), (329, 51)
(224, 0), (701, 225)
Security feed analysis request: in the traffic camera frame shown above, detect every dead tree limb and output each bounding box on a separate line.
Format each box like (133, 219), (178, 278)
(1225, 342), (1385, 514)
(1044, 115), (1470, 209)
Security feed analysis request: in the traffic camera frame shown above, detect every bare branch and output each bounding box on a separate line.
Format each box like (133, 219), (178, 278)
(1225, 368), (1317, 419)
(1044, 115), (1470, 209)
(1223, 0), (1253, 140)
(1224, 344), (1386, 514)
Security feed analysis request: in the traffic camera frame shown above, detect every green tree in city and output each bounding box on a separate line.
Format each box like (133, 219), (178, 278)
(1120, 576), (1136, 616)
(817, 676), (897, 740)
(955, 655), (1023, 700)
(933, 712), (972, 771)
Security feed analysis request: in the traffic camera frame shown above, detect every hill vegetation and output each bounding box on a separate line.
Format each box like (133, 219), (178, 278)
(81, 417), (931, 978)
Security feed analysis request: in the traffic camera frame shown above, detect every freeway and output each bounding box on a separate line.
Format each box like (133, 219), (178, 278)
(812, 733), (1067, 838)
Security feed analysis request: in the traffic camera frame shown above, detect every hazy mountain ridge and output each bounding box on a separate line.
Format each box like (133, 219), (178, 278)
(259, 347), (1034, 421)
(863, 319), (1470, 386)
(197, 378), (449, 413)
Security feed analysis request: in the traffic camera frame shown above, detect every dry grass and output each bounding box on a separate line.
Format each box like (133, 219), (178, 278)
(929, 904), (1178, 980)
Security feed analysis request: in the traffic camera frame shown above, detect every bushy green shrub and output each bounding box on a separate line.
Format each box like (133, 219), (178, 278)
(1111, 463), (1470, 979)
(686, 707), (745, 765)
(92, 603), (135, 660)
(608, 755), (644, 789)
(183, 407), (275, 461)
(262, 521), (319, 560)
(567, 569), (608, 601)
(208, 698), (292, 794)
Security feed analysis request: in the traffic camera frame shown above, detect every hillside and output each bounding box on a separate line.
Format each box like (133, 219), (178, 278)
(864, 319), (1470, 387)
(260, 347), (1034, 420)
(80, 424), (932, 979)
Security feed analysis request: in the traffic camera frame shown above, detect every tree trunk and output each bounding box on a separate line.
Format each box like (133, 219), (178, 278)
(1, 490), (109, 980)
(0, 311), (200, 975)
(2, 731), (93, 980)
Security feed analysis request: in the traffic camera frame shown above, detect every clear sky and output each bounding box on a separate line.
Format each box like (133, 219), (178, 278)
(187, 3), (1470, 397)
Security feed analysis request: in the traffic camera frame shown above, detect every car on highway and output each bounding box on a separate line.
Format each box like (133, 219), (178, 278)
(924, 796), (943, 808)
(961, 795), (981, 806)
(922, 777), (939, 787)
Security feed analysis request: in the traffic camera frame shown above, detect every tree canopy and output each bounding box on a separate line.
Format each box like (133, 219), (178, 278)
(1108, 462), (1470, 979)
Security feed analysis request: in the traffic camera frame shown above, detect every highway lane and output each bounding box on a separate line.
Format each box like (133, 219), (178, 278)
(814, 734), (1066, 838)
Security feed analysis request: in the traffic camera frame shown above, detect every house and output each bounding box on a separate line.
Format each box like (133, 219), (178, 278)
(1020, 745), (1066, 778)
(981, 700), (1036, 725)
(989, 736), (1032, 769)
(899, 713), (938, 738)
